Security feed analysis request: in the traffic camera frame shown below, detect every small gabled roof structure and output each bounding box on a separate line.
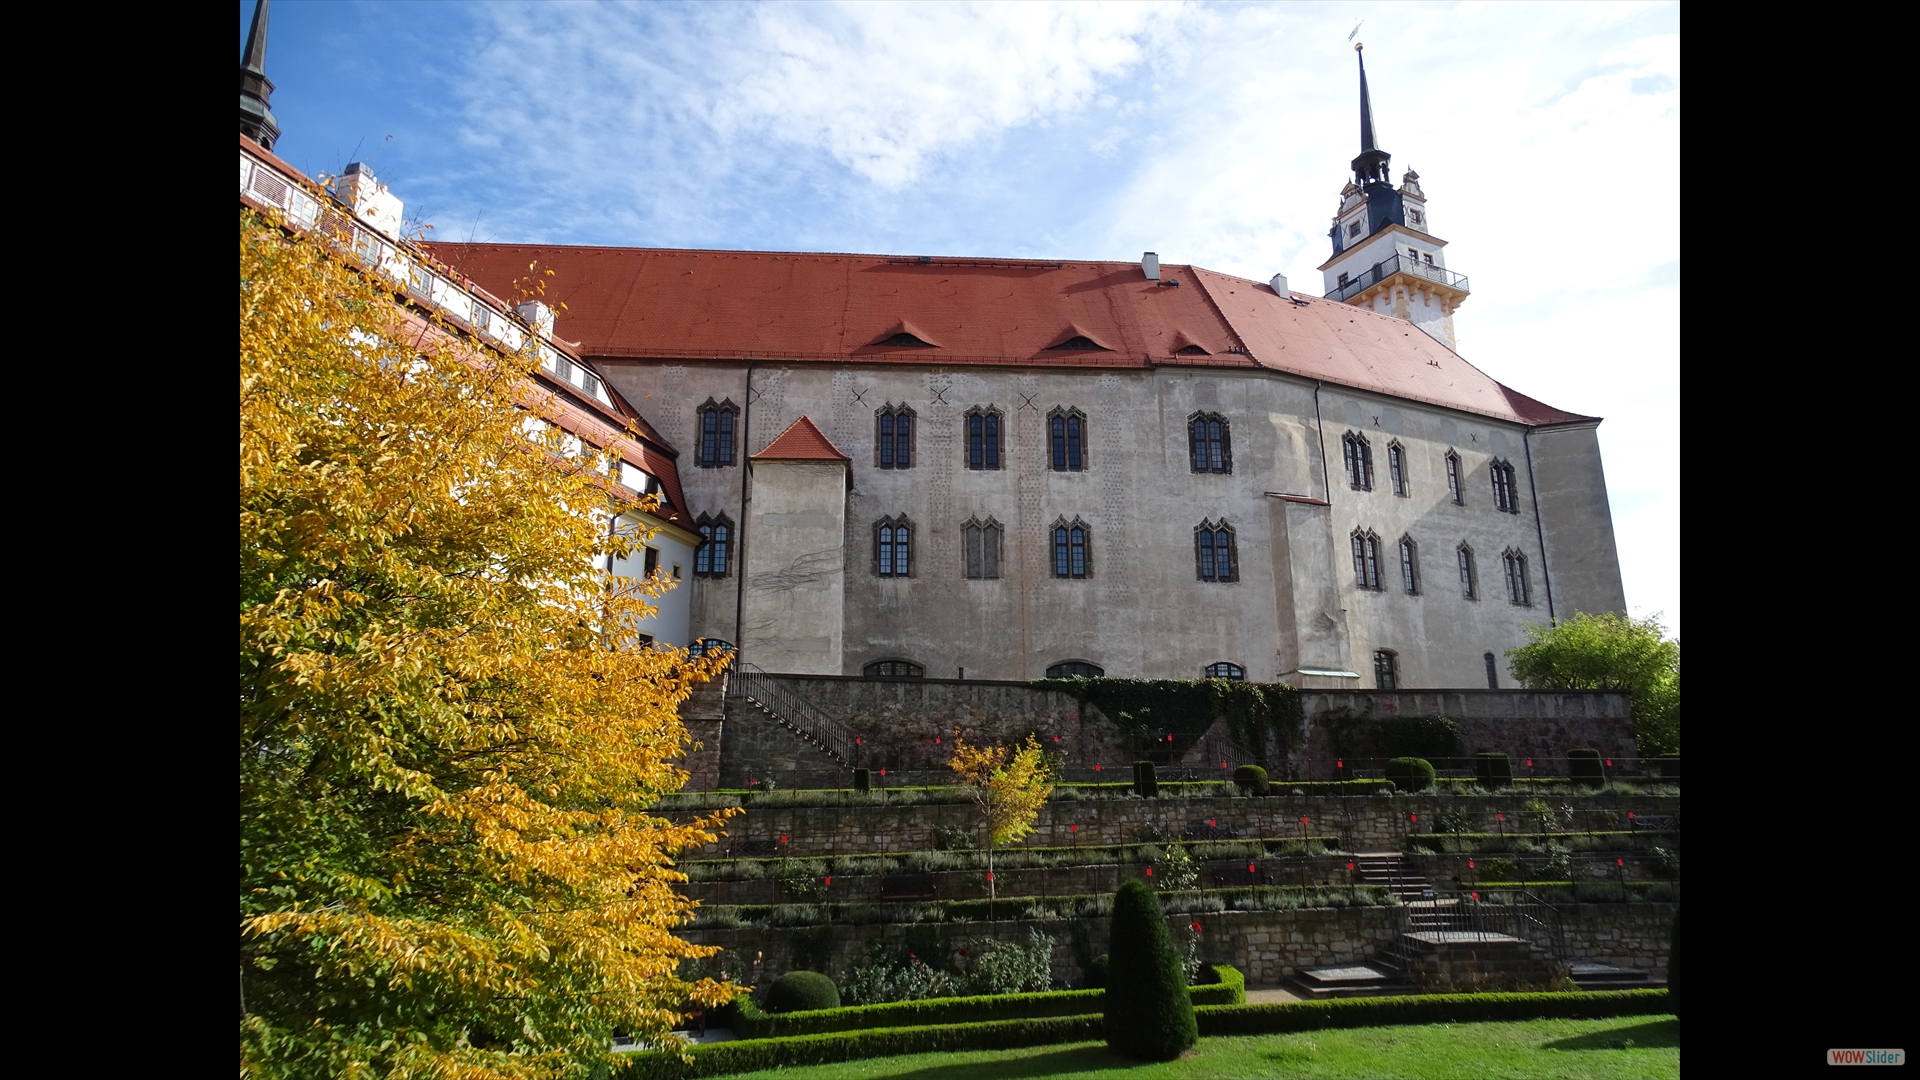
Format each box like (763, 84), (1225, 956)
(750, 416), (849, 462)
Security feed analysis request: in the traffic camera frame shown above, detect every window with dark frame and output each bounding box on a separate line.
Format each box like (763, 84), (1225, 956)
(1484, 651), (1499, 689)
(1491, 458), (1520, 514)
(1351, 529), (1383, 590)
(1399, 536), (1419, 594)
(1051, 517), (1091, 579)
(1457, 543), (1477, 599)
(1343, 432), (1374, 491)
(689, 638), (734, 659)
(1374, 650), (1398, 690)
(1188, 412), (1231, 473)
(643, 547), (659, 578)
(1195, 519), (1238, 582)
(1388, 442), (1408, 496)
(1205, 662), (1246, 680)
(1446, 450), (1464, 505)
(694, 514), (733, 577)
(1047, 660), (1104, 677)
(962, 516), (1003, 580)
(1049, 408), (1086, 471)
(876, 405), (915, 469)
(965, 408), (1003, 470)
(864, 659), (925, 678)
(875, 515), (913, 577)
(696, 399), (739, 468)
(1503, 549), (1530, 605)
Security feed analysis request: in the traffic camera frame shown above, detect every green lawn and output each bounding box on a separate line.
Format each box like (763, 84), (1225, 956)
(704, 1015), (1679, 1079)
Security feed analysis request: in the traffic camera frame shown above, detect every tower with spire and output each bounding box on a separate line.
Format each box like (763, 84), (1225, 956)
(1319, 44), (1469, 349)
(240, 0), (280, 150)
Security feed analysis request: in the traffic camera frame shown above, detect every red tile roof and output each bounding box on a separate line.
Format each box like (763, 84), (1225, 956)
(426, 242), (1597, 426)
(751, 416), (849, 462)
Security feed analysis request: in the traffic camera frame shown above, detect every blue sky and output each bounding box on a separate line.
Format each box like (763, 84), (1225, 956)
(247, 0), (1678, 638)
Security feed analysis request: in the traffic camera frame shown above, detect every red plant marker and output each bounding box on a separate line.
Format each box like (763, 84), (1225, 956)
(1209, 819), (1215, 828)
(856, 736), (862, 745)
(1617, 858), (1624, 866)
(1145, 867), (1153, 876)
(987, 871), (993, 881)
(1469, 859), (1475, 869)
(1410, 813), (1418, 823)
(1606, 758), (1613, 767)
(1526, 759), (1533, 767)
(1095, 763), (1102, 772)
(1628, 812), (1635, 820)
(1497, 812), (1504, 821)
(1220, 761), (1228, 769)
(1070, 824), (1077, 833)
(781, 834), (788, 844)
(879, 768), (886, 776)
(1301, 816), (1308, 826)
(1248, 863), (1256, 874)
(1337, 759), (1344, 768)
(1471, 891), (1479, 901)
(824, 876), (831, 886)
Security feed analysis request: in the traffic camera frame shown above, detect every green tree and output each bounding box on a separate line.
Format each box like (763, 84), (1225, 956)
(240, 209), (738, 1079)
(1507, 612), (1680, 757)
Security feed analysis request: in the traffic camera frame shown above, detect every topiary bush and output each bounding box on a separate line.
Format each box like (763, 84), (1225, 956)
(765, 970), (841, 1014)
(1567, 749), (1606, 787)
(1383, 757), (1436, 793)
(1475, 751), (1512, 789)
(1103, 879), (1197, 1061)
(1232, 764), (1269, 796)
(1667, 906), (1679, 1020)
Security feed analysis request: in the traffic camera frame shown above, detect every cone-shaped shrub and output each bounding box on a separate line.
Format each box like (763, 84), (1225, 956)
(1667, 906), (1680, 1020)
(1384, 757), (1435, 793)
(765, 970), (839, 1014)
(1103, 879), (1196, 1061)
(1232, 764), (1269, 796)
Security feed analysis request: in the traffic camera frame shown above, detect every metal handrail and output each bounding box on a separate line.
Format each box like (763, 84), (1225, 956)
(726, 663), (858, 766)
(1325, 253), (1470, 303)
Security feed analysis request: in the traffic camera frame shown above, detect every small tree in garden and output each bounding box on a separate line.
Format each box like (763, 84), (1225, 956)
(948, 732), (1055, 903)
(1104, 880), (1197, 1061)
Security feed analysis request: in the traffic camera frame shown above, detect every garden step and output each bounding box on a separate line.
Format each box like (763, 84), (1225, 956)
(1569, 962), (1663, 990)
(1284, 963), (1410, 999)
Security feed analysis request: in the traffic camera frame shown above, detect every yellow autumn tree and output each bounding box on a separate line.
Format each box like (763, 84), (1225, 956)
(239, 207), (739, 1080)
(947, 732), (1055, 903)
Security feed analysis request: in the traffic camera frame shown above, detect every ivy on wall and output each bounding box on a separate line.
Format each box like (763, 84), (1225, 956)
(1030, 678), (1303, 766)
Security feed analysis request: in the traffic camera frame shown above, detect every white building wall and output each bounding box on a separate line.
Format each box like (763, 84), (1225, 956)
(610, 513), (696, 647)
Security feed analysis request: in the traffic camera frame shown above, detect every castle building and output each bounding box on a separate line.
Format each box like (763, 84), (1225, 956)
(241, 2), (1624, 693)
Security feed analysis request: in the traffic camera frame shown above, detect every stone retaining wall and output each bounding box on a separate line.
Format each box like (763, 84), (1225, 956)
(683, 901), (1673, 989)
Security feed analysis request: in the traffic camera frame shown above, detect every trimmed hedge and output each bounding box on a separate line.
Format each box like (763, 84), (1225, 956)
(1104, 878), (1197, 1060)
(616, 989), (1673, 1079)
(1192, 988), (1672, 1036)
(616, 1015), (1106, 1080)
(764, 970), (838, 1013)
(1667, 906), (1680, 1020)
(732, 965), (1245, 1038)
(1384, 757), (1436, 793)
(1233, 764), (1269, 796)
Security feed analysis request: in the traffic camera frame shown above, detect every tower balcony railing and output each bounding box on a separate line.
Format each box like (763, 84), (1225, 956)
(1326, 253), (1470, 304)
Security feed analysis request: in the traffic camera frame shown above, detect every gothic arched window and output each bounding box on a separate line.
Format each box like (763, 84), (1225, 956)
(1344, 432), (1374, 491)
(1484, 651), (1500, 689)
(1388, 442), (1409, 496)
(1374, 650), (1399, 690)
(694, 513), (733, 577)
(875, 515), (914, 577)
(1446, 450), (1464, 505)
(1503, 548), (1530, 605)
(1457, 542), (1478, 600)
(965, 407), (1003, 470)
(1351, 529), (1383, 590)
(1399, 535), (1420, 594)
(697, 399), (738, 468)
(1491, 458), (1520, 513)
(1052, 517), (1092, 579)
(876, 404), (915, 469)
(1188, 412), (1231, 473)
(1195, 519), (1238, 582)
(1049, 408), (1086, 471)
(962, 516), (1003, 580)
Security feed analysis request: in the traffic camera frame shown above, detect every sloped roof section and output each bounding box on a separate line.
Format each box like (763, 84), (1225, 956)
(752, 416), (849, 462)
(426, 242), (1598, 425)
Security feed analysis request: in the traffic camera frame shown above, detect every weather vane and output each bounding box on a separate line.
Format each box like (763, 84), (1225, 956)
(1348, 19), (1364, 44)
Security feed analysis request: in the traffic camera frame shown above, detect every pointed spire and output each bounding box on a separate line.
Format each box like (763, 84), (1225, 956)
(1348, 43), (1391, 187)
(240, 0), (281, 150)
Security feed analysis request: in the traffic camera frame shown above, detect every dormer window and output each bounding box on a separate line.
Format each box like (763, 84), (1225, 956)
(1347, 221), (1363, 237)
(1408, 209), (1423, 225)
(876, 332), (934, 347)
(1050, 336), (1105, 351)
(1174, 344), (1210, 356)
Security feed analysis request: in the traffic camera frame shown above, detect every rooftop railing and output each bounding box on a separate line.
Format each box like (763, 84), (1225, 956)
(1326, 253), (1470, 304)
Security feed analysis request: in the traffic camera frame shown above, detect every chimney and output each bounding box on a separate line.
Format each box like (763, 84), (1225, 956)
(515, 300), (556, 340)
(1142, 252), (1160, 281)
(1270, 272), (1290, 297)
(334, 162), (404, 241)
